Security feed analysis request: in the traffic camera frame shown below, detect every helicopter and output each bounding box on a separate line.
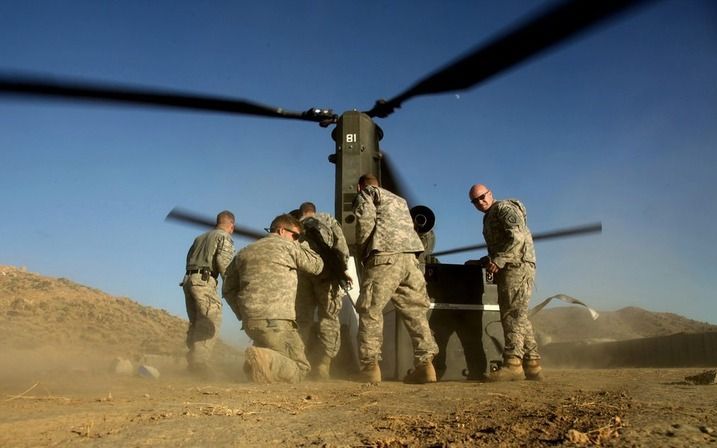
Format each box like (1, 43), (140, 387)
(0, 0), (675, 378)
(0, 0), (638, 246)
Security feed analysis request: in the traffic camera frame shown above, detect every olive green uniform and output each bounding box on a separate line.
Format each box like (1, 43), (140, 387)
(182, 228), (235, 371)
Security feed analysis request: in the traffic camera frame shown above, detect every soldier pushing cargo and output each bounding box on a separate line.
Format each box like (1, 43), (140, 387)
(222, 214), (324, 383)
(295, 201), (352, 379)
(353, 174), (438, 384)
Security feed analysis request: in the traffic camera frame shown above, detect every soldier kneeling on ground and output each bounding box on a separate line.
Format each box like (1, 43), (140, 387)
(223, 214), (324, 383)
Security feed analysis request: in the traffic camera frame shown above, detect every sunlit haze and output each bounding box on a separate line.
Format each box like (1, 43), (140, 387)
(1, 0), (715, 346)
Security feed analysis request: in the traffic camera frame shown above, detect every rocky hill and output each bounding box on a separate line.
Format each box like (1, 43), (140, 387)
(0, 265), (239, 379)
(531, 305), (717, 345)
(2, 265), (714, 375)
(1, 265), (189, 355)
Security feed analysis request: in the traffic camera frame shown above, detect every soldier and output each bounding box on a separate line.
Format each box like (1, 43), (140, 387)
(295, 201), (351, 380)
(417, 229), (438, 273)
(415, 227), (457, 380)
(466, 184), (543, 381)
(352, 174), (438, 384)
(182, 210), (236, 378)
(222, 213), (324, 383)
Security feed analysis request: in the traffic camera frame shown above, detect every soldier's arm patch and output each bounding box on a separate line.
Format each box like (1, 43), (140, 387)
(497, 203), (522, 227)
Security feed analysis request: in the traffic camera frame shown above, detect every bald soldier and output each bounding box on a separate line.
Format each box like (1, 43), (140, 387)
(182, 210), (236, 377)
(353, 174), (438, 384)
(222, 214), (324, 383)
(467, 184), (543, 381)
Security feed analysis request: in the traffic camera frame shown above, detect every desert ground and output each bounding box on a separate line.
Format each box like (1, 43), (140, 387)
(1, 364), (716, 447)
(1, 266), (716, 447)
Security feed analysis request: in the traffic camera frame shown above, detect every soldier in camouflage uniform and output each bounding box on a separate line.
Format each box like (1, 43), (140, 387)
(182, 210), (236, 377)
(295, 201), (352, 380)
(353, 174), (438, 384)
(416, 227), (456, 380)
(417, 229), (438, 274)
(467, 184), (543, 381)
(222, 214), (324, 384)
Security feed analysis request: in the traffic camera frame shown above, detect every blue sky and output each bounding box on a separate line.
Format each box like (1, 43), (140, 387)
(1, 0), (715, 346)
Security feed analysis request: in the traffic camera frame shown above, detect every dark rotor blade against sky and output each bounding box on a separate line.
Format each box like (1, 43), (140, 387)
(432, 222), (602, 257)
(366, 0), (655, 118)
(379, 151), (418, 207)
(0, 74), (335, 123)
(165, 207), (264, 240)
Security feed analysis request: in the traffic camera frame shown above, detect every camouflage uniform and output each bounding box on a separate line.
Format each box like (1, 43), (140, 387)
(353, 185), (438, 366)
(483, 199), (540, 361)
(417, 229), (438, 273)
(296, 212), (350, 360)
(182, 228), (235, 370)
(222, 234), (324, 382)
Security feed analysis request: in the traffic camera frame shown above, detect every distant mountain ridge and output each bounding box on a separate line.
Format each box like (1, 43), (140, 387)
(532, 304), (717, 345)
(1, 265), (715, 357)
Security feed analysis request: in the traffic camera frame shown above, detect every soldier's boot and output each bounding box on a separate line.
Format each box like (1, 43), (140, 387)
(354, 362), (381, 383)
(403, 360), (437, 384)
(523, 359), (545, 381)
(486, 356), (524, 382)
(244, 346), (274, 384)
(314, 355), (332, 381)
(271, 353), (303, 384)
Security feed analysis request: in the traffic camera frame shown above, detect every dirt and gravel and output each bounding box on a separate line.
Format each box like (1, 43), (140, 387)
(1, 265), (716, 447)
(1, 366), (716, 447)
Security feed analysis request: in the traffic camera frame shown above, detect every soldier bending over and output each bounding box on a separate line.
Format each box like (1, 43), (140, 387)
(353, 174), (438, 384)
(295, 201), (352, 379)
(223, 214), (323, 383)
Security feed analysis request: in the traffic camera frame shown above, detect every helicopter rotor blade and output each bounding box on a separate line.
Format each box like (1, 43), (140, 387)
(0, 74), (336, 123)
(165, 207), (265, 240)
(366, 0), (655, 118)
(432, 222), (602, 257)
(379, 151), (419, 207)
